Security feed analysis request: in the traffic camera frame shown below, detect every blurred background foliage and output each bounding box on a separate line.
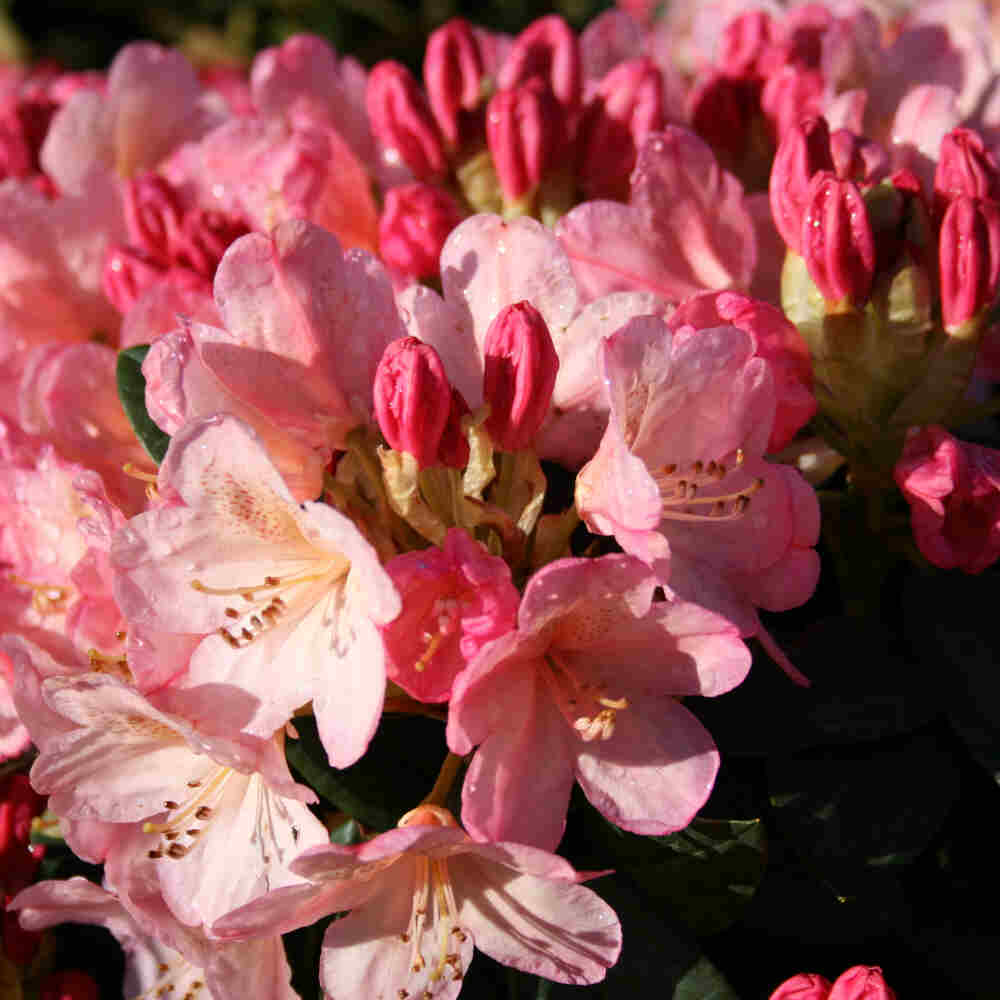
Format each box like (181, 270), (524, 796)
(0, 0), (613, 71)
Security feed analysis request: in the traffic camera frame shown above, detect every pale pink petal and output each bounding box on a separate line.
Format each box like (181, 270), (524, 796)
(889, 84), (960, 193)
(574, 697), (719, 836)
(119, 278), (219, 350)
(453, 858), (620, 983)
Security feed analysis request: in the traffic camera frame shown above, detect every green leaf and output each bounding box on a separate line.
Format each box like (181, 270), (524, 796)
(672, 957), (741, 1000)
(767, 723), (960, 872)
(116, 344), (170, 464)
(328, 817), (363, 845)
(285, 713), (447, 831)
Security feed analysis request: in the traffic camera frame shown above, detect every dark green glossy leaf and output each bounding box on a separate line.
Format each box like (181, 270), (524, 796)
(328, 817), (363, 845)
(116, 344), (170, 464)
(285, 713), (447, 831)
(672, 957), (741, 1000)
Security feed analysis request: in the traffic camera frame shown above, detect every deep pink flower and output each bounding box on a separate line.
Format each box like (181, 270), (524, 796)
(448, 555), (751, 850)
(828, 965), (896, 1000)
(938, 194), (1000, 331)
(894, 425), (1000, 573)
(381, 529), (519, 702)
(770, 971), (833, 999)
(215, 804), (621, 998)
(379, 182), (463, 280)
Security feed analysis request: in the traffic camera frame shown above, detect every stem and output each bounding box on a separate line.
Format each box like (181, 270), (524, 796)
(421, 752), (464, 808)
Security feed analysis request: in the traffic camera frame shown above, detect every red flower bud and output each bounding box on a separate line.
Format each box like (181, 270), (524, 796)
(801, 171), (875, 307)
(498, 15), (581, 114)
(40, 970), (100, 1000)
(487, 80), (564, 201)
(424, 18), (485, 149)
(374, 337), (453, 467)
(379, 182), (464, 280)
(761, 64), (824, 144)
(718, 10), (778, 79)
(482, 301), (558, 451)
(829, 129), (888, 186)
(101, 243), (163, 313)
(828, 966), (896, 1000)
(170, 207), (250, 281)
(366, 61), (447, 181)
(577, 57), (666, 200)
(770, 116), (834, 252)
(438, 387), (471, 469)
(769, 972), (833, 1000)
(939, 195), (1000, 331)
(123, 172), (183, 266)
(688, 72), (759, 169)
(934, 127), (1000, 219)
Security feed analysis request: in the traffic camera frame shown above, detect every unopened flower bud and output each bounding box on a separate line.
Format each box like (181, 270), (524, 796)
(769, 972), (833, 1000)
(487, 79), (564, 202)
(828, 965), (896, 1000)
(761, 64), (824, 145)
(374, 337), (452, 467)
(424, 18), (485, 149)
(771, 116), (834, 252)
(170, 207), (250, 281)
(718, 10), (779, 79)
(438, 387), (471, 468)
(497, 14), (581, 114)
(483, 301), (558, 451)
(829, 129), (888, 186)
(101, 243), (163, 313)
(939, 195), (1000, 332)
(688, 72), (759, 170)
(123, 172), (183, 266)
(366, 61), (447, 181)
(40, 970), (101, 1000)
(379, 182), (464, 279)
(577, 57), (666, 200)
(801, 171), (875, 308)
(934, 127), (1000, 219)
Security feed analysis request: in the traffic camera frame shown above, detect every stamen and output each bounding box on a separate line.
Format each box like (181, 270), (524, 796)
(8, 575), (70, 615)
(122, 463), (159, 483)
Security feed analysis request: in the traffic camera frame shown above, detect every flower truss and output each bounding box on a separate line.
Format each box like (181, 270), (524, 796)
(0, 2), (996, 997)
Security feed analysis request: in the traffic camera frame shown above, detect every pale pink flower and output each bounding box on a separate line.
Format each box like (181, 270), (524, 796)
(894, 424), (1000, 573)
(381, 528), (519, 702)
(215, 805), (622, 999)
(111, 415), (401, 765)
(555, 128), (757, 305)
(448, 554), (751, 850)
(576, 317), (820, 639)
(12, 877), (300, 1000)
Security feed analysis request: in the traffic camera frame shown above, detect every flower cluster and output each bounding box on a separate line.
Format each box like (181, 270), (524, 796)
(0, 1), (998, 996)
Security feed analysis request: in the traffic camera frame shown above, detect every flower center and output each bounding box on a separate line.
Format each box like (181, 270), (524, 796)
(415, 596), (462, 673)
(651, 449), (763, 522)
(546, 653), (629, 743)
(142, 765), (234, 860)
(7, 575), (71, 615)
(399, 855), (466, 991)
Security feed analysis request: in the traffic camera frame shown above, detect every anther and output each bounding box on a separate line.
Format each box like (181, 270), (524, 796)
(241, 628), (254, 641)
(218, 628), (240, 648)
(225, 608), (239, 619)
(167, 843), (188, 858)
(398, 992), (409, 1000)
(164, 800), (179, 810)
(195, 806), (212, 820)
(114, 630), (127, 640)
(692, 460), (703, 475)
(264, 575), (281, 586)
(187, 780), (201, 788)
(186, 829), (201, 837)
(148, 850), (162, 859)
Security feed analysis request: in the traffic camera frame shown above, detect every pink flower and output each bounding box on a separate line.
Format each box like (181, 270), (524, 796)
(829, 965), (896, 1000)
(447, 555), (751, 850)
(215, 804), (621, 998)
(894, 425), (1000, 573)
(110, 415), (401, 765)
(770, 972), (833, 999)
(575, 317), (820, 639)
(381, 528), (519, 702)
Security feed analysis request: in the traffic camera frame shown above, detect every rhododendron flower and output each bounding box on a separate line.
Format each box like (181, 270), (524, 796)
(111, 415), (401, 765)
(381, 528), (519, 702)
(215, 804), (622, 999)
(12, 877), (300, 1000)
(576, 317), (820, 640)
(770, 971), (833, 1000)
(894, 425), (1000, 573)
(448, 554), (751, 850)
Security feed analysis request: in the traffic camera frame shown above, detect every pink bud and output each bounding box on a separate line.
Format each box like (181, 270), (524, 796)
(828, 966), (896, 1000)
(101, 243), (163, 313)
(0, 95), (58, 180)
(770, 116), (834, 252)
(482, 301), (558, 451)
(801, 171), (875, 307)
(379, 182), (464, 280)
(123, 172), (184, 266)
(373, 337), (452, 467)
(939, 195), (1000, 330)
(40, 970), (100, 1000)
(424, 18), (485, 148)
(439, 388), (471, 469)
(829, 129), (888, 186)
(170, 207), (250, 281)
(498, 14), (582, 114)
(577, 57), (666, 200)
(934, 127), (1000, 218)
(0, 112), (33, 180)
(718, 10), (778, 79)
(761, 64), (824, 143)
(366, 61), (447, 181)
(487, 79), (564, 201)
(769, 972), (833, 1000)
